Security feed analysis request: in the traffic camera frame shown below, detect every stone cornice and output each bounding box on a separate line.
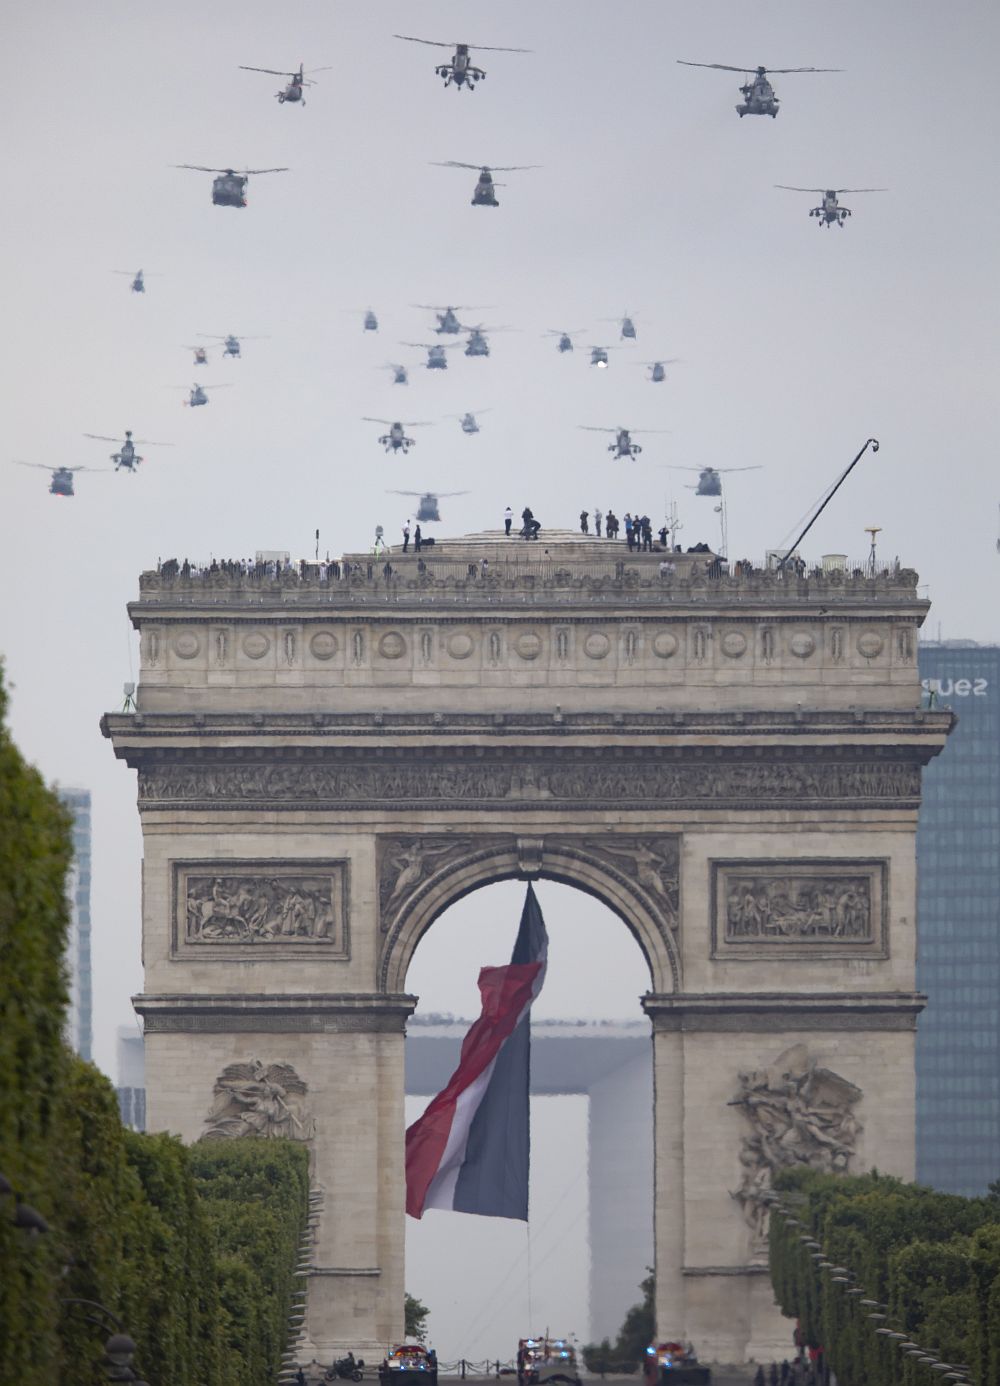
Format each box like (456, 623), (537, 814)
(643, 991), (926, 1031)
(134, 992), (417, 1033)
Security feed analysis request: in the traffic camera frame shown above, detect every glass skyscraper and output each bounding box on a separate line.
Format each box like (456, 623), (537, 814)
(916, 642), (1000, 1195)
(58, 787), (93, 1063)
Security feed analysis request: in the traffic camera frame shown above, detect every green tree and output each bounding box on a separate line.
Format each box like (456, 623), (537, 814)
(582, 1270), (653, 1372)
(405, 1292), (430, 1342)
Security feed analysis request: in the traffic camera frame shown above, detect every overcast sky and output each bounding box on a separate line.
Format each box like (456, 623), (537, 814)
(1, 0), (998, 1359)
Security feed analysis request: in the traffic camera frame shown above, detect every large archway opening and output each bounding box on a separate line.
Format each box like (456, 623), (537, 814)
(403, 879), (653, 1364)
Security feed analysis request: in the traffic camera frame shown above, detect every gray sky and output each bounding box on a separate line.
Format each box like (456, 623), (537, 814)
(1, 0), (998, 1359)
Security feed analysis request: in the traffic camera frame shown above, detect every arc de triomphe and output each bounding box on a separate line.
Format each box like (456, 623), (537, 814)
(103, 533), (951, 1362)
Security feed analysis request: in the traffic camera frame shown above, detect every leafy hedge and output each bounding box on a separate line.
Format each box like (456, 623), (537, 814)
(0, 668), (309, 1386)
(769, 1168), (1000, 1386)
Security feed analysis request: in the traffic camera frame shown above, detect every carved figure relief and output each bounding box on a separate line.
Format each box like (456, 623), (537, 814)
(831, 628), (844, 663)
(624, 629), (637, 665)
(712, 861), (886, 958)
(692, 628), (707, 662)
(173, 862), (348, 958)
(488, 631), (502, 665)
(729, 1043), (862, 1253)
(556, 628), (569, 662)
(202, 1059), (315, 1141)
(581, 835), (680, 930)
(147, 630), (160, 666)
(421, 629), (433, 665)
(284, 630), (296, 665)
(352, 630), (365, 665)
(378, 836), (473, 929)
(761, 627), (775, 665)
(215, 630), (227, 665)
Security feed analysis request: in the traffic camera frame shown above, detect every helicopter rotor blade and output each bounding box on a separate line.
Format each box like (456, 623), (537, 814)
(467, 44), (533, 53)
(12, 460), (59, 472)
(774, 185), (828, 193)
(578, 427), (617, 434)
(676, 61), (757, 72)
(394, 34), (452, 48)
(243, 167), (290, 175)
(714, 466), (764, 473)
(430, 161), (482, 170)
(239, 65), (292, 76)
(131, 439), (174, 447)
(304, 66), (333, 76)
(836, 187), (888, 194)
(173, 164), (224, 173)
(765, 66), (842, 74)
(633, 358), (682, 366)
(82, 434), (121, 443)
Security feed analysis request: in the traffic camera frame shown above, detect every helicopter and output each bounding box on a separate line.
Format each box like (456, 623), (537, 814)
(394, 36), (531, 90)
(602, 313), (638, 341)
(414, 305), (492, 335)
(172, 382), (233, 408)
(430, 161), (538, 207)
(579, 426), (669, 461)
(83, 430), (173, 472)
(462, 324), (510, 358)
(401, 341), (459, 370)
(13, 462), (108, 497)
(238, 61), (331, 105)
(676, 61), (841, 117)
(775, 185), (886, 226)
(451, 411), (491, 435)
(198, 333), (267, 359)
(362, 419), (433, 455)
(183, 345), (210, 365)
(545, 329), (588, 354)
(113, 269), (154, 294)
(588, 345), (612, 369)
(664, 465), (762, 497)
(173, 165), (289, 208)
(633, 358), (681, 383)
(382, 363), (409, 385)
(387, 490), (470, 523)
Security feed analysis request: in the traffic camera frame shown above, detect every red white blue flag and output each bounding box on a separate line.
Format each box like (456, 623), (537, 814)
(405, 884), (548, 1220)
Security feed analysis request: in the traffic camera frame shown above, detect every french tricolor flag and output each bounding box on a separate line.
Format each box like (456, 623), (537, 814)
(405, 884), (549, 1220)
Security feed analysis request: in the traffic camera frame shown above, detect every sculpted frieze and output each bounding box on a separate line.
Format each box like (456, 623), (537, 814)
(172, 861), (348, 959)
(139, 757), (921, 808)
(711, 860), (887, 959)
(202, 1059), (315, 1141)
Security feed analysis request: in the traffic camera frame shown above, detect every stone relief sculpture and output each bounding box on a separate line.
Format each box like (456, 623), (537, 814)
(725, 874), (872, 942)
(729, 1043), (862, 1251)
(379, 836), (473, 927)
(185, 872), (340, 944)
(581, 836), (680, 929)
(202, 1059), (315, 1141)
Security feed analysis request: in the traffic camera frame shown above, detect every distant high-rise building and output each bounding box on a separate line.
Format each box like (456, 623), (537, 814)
(916, 642), (1000, 1195)
(116, 1025), (146, 1130)
(58, 787), (92, 1062)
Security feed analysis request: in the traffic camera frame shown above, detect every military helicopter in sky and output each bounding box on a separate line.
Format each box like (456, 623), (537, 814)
(402, 341), (460, 370)
(12, 462), (108, 497)
(388, 490), (469, 523)
(430, 161), (538, 207)
(363, 419), (433, 454)
(113, 269), (155, 294)
(183, 344), (210, 365)
(588, 345), (612, 369)
(450, 411), (491, 435)
(775, 185), (886, 226)
(83, 430), (173, 472)
(664, 465), (762, 497)
(415, 305), (492, 335)
(198, 333), (268, 359)
(382, 363), (409, 385)
(172, 382), (233, 408)
(602, 313), (639, 341)
(462, 324), (511, 358)
(394, 36), (531, 90)
(633, 358), (681, 383)
(676, 61), (841, 117)
(579, 426), (669, 461)
(544, 329), (588, 354)
(238, 61), (331, 105)
(173, 165), (289, 208)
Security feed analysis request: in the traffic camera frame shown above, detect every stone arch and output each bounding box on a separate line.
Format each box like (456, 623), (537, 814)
(378, 833), (680, 994)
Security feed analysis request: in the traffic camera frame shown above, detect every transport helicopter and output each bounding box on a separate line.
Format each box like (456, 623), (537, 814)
(602, 313), (638, 341)
(588, 345), (612, 368)
(345, 308), (379, 332)
(171, 382), (234, 408)
(83, 429), (173, 472)
(775, 185), (886, 227)
(401, 341), (460, 370)
(579, 426), (669, 461)
(173, 165), (289, 208)
(676, 61), (841, 117)
(183, 345), (210, 365)
(382, 363), (409, 385)
(362, 419), (433, 455)
(450, 411), (491, 434)
(113, 269), (155, 293)
(430, 161), (538, 207)
(198, 333), (268, 359)
(462, 324), (510, 358)
(393, 36), (531, 90)
(544, 329), (587, 354)
(663, 465), (762, 497)
(387, 490), (469, 523)
(12, 462), (108, 497)
(633, 358), (681, 383)
(414, 305), (492, 335)
(238, 61), (331, 105)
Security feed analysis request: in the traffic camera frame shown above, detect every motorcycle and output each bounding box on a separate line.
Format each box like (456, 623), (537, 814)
(327, 1356), (365, 1382)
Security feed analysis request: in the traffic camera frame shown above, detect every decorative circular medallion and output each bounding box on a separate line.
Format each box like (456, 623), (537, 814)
(857, 631), (884, 659)
(515, 632), (543, 661)
(651, 631), (678, 659)
(584, 632), (611, 660)
(448, 632), (475, 660)
(789, 631), (816, 658)
(172, 631), (200, 659)
(242, 632), (270, 660)
(720, 631), (747, 658)
(309, 632), (338, 661)
(378, 631), (406, 660)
